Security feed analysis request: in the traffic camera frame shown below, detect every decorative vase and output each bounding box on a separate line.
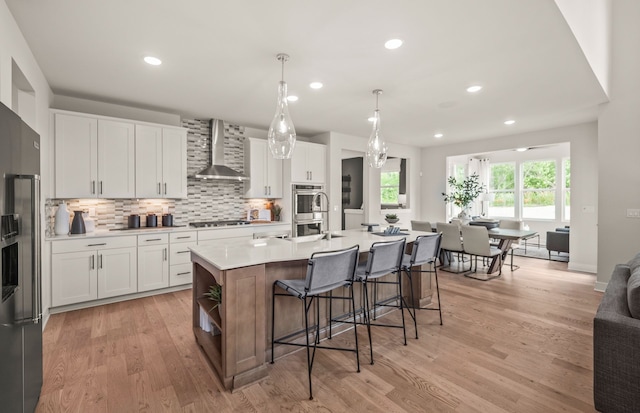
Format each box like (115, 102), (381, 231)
(385, 218), (399, 224)
(457, 207), (470, 220)
(70, 210), (86, 234)
(54, 202), (70, 235)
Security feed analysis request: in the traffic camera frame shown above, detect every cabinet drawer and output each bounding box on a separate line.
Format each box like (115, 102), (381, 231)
(52, 236), (136, 254)
(170, 231), (197, 243)
(170, 263), (192, 287)
(138, 233), (169, 245)
(170, 241), (196, 265)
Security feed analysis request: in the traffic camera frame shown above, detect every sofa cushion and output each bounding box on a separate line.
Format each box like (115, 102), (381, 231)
(628, 252), (640, 274)
(628, 268), (640, 319)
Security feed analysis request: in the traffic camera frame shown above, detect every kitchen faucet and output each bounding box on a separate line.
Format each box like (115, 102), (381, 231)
(311, 191), (331, 239)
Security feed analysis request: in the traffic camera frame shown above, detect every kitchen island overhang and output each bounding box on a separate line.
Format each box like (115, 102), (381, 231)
(190, 229), (437, 391)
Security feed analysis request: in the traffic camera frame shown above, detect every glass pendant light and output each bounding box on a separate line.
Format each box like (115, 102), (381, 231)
(366, 89), (388, 168)
(267, 53), (296, 159)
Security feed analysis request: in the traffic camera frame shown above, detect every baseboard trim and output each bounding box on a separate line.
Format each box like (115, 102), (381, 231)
(568, 262), (597, 274)
(595, 281), (608, 292)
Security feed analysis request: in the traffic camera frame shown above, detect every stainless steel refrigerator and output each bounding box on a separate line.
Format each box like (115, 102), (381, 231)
(0, 102), (42, 413)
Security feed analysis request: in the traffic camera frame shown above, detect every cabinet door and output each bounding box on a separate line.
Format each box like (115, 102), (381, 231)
(98, 120), (135, 198)
(54, 113), (98, 198)
(244, 138), (267, 198)
(138, 244), (169, 292)
(97, 247), (137, 298)
(135, 125), (163, 198)
(51, 250), (97, 306)
(290, 142), (308, 182)
(266, 153), (283, 198)
(162, 128), (187, 198)
(306, 143), (326, 183)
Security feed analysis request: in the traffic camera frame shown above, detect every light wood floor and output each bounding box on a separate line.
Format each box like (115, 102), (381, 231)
(36, 256), (602, 412)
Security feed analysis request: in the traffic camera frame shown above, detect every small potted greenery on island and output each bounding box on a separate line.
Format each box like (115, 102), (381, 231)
(203, 284), (222, 313)
(442, 173), (485, 219)
(385, 213), (399, 224)
(271, 204), (282, 221)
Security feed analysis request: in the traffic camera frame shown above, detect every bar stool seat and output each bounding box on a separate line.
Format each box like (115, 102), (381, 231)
(271, 244), (360, 400)
(352, 238), (406, 365)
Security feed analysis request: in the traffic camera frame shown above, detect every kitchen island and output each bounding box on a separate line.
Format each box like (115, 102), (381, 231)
(190, 229), (438, 391)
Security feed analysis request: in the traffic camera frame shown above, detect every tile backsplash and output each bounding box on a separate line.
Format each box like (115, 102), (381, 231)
(46, 119), (275, 235)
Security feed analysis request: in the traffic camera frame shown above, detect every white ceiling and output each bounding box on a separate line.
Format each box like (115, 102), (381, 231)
(7, 0), (608, 147)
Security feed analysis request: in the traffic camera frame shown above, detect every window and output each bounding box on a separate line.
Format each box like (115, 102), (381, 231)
(489, 162), (515, 217)
(380, 170), (400, 205)
(564, 158), (570, 220)
(522, 160), (556, 220)
(380, 157), (407, 208)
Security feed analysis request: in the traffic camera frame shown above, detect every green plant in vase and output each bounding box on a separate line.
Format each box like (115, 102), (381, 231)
(203, 284), (222, 313)
(385, 213), (399, 223)
(442, 173), (485, 219)
(271, 204), (282, 221)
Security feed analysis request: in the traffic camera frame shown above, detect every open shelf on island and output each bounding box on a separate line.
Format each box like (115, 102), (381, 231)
(198, 297), (222, 331)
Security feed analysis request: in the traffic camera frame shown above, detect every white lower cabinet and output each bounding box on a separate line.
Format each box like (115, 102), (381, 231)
(137, 234), (169, 292)
(51, 236), (137, 307)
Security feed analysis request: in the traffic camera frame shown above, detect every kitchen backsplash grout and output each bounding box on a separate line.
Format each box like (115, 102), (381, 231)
(45, 119), (276, 235)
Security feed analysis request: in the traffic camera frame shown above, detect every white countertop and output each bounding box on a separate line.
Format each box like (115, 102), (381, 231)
(190, 228), (435, 271)
(45, 221), (290, 241)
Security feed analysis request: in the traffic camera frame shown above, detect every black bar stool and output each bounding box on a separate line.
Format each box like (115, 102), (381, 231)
(401, 233), (443, 338)
(271, 244), (360, 400)
(353, 238), (406, 365)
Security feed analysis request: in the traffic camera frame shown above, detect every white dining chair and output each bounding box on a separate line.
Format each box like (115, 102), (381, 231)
(461, 225), (503, 280)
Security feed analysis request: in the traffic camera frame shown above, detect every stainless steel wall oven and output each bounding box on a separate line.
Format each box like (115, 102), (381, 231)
(292, 184), (325, 237)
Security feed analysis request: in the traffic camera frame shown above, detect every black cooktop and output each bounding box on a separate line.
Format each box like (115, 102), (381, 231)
(189, 220), (251, 228)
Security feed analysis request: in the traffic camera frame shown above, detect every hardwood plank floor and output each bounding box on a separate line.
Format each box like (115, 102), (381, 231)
(36, 256), (602, 412)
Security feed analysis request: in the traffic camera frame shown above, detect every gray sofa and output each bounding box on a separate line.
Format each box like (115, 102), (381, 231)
(546, 226), (569, 259)
(593, 256), (640, 412)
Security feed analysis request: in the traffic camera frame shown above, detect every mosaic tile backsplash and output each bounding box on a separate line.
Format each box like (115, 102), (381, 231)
(46, 119), (274, 235)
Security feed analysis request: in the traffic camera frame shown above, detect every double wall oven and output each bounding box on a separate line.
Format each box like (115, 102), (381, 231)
(292, 184), (326, 237)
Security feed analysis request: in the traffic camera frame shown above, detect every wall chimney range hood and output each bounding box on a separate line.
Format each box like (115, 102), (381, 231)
(194, 119), (249, 181)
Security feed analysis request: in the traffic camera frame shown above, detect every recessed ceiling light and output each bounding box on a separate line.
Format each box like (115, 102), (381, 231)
(384, 39), (403, 50)
(466, 85), (483, 93)
(144, 56), (162, 66)
(515, 147), (529, 152)
(287, 95), (298, 102)
(504, 119), (516, 125)
(309, 82), (323, 89)
(434, 133), (444, 138)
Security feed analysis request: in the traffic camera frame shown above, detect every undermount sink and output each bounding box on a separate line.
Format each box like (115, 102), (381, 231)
(286, 233), (343, 243)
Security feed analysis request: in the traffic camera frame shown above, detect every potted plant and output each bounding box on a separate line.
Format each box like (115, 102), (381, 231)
(271, 204), (282, 221)
(203, 284), (222, 313)
(442, 173), (485, 219)
(385, 213), (399, 224)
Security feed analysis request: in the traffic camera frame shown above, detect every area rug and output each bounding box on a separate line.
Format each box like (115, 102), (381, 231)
(512, 245), (569, 262)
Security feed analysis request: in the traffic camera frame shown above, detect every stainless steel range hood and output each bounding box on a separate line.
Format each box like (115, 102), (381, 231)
(194, 119), (249, 181)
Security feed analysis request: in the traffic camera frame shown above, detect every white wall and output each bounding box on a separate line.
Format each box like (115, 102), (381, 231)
(421, 122), (598, 274)
(324, 131), (422, 231)
(596, 0), (640, 290)
(1, 0), (54, 323)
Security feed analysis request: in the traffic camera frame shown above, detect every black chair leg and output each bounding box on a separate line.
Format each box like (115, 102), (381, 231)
(303, 297), (314, 400)
(271, 283), (276, 364)
(405, 268), (418, 339)
(328, 290), (333, 339)
(434, 267), (443, 326)
(397, 271), (407, 346)
(362, 281), (374, 365)
(350, 286), (361, 373)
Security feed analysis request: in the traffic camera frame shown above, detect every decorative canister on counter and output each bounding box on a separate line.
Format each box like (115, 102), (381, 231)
(70, 210), (86, 234)
(128, 214), (140, 228)
(162, 214), (173, 227)
(54, 202), (70, 235)
(146, 214), (157, 227)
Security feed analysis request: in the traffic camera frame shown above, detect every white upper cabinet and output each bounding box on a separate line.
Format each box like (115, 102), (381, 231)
(54, 113), (135, 198)
(244, 138), (283, 198)
(135, 125), (187, 199)
(97, 120), (135, 198)
(52, 109), (187, 199)
(54, 113), (98, 198)
(291, 141), (326, 184)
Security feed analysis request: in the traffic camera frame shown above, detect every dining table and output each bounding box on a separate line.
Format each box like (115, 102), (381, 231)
(487, 227), (539, 274)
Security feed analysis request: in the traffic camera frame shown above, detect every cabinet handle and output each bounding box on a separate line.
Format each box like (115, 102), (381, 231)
(164, 183), (167, 195)
(92, 180), (96, 194)
(90, 255), (94, 270)
(268, 186), (271, 196)
(264, 186), (267, 195)
(87, 243), (107, 247)
(177, 271), (190, 276)
(163, 248), (167, 261)
(98, 254), (103, 269)
(176, 236), (191, 239)
(306, 171), (310, 180)
(157, 182), (161, 195)
(145, 238), (162, 242)
(310, 171), (312, 181)
(99, 181), (103, 195)
(177, 250), (189, 254)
